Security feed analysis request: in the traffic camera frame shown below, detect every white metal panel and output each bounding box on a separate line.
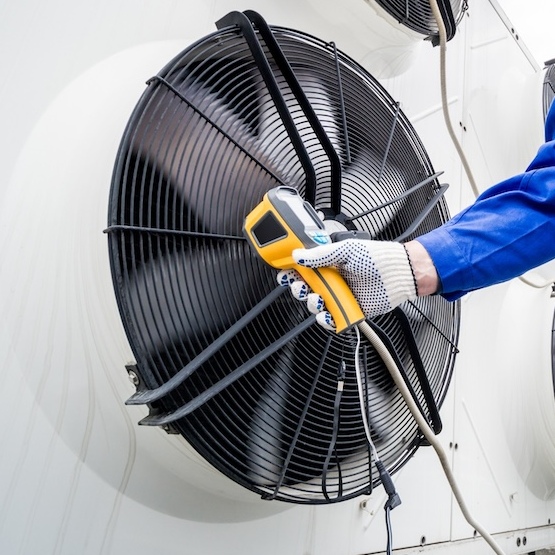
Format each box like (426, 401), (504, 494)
(1, 0), (555, 554)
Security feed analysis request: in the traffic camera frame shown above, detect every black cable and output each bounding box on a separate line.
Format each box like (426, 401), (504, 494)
(322, 360), (346, 501)
(385, 505), (393, 555)
(354, 326), (400, 553)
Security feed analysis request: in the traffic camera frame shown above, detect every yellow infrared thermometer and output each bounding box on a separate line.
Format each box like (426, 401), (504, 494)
(243, 186), (365, 333)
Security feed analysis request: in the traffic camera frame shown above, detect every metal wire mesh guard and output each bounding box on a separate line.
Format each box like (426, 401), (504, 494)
(107, 10), (460, 504)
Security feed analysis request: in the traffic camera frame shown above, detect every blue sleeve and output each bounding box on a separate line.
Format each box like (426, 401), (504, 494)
(417, 101), (555, 301)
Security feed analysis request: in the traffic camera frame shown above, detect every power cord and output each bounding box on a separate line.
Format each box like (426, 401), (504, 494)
(428, 0), (479, 198)
(356, 320), (506, 555)
(429, 0), (554, 293)
(321, 360), (345, 501)
(385, 504), (393, 555)
(353, 326), (400, 555)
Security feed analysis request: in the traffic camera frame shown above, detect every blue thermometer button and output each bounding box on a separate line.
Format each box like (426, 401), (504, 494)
(310, 232), (331, 245)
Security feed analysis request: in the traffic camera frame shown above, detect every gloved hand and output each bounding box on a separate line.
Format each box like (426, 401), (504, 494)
(278, 239), (418, 329)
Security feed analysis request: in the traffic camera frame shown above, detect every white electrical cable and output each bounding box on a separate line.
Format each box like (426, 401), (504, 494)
(357, 320), (506, 555)
(418, 6), (537, 551)
(428, 0), (552, 292)
(428, 0), (480, 198)
(429, 0), (553, 292)
(353, 324), (396, 555)
(516, 273), (555, 289)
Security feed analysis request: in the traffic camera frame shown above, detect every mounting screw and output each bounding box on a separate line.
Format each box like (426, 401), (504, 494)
(128, 370), (140, 387)
(359, 499), (373, 514)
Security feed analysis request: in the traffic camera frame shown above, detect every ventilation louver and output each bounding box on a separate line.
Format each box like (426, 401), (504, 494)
(107, 10), (460, 504)
(375, 0), (467, 42)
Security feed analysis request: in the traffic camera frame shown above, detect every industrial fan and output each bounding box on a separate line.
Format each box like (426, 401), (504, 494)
(374, 0), (467, 43)
(107, 10), (460, 503)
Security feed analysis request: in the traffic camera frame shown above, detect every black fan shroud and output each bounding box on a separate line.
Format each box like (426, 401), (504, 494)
(375, 0), (467, 40)
(107, 13), (460, 504)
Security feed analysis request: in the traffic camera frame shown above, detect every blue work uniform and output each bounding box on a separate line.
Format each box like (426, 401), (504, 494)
(417, 100), (555, 301)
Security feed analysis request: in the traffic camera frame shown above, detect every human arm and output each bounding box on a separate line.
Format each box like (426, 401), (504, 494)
(290, 101), (555, 321)
(290, 142), (555, 322)
(417, 142), (555, 300)
(416, 99), (555, 300)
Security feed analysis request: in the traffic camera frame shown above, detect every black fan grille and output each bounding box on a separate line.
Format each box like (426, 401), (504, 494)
(375, 0), (467, 37)
(107, 16), (460, 503)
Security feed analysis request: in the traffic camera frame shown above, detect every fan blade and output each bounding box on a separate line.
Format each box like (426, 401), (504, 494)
(246, 336), (397, 493)
(126, 78), (288, 238)
(124, 55), (346, 250)
(246, 347), (296, 487)
(339, 150), (405, 237)
(118, 238), (272, 382)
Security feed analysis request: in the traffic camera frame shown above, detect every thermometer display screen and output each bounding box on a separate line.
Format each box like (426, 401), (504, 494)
(250, 211), (288, 247)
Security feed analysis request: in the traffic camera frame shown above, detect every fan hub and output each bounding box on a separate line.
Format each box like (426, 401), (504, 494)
(319, 209), (357, 233)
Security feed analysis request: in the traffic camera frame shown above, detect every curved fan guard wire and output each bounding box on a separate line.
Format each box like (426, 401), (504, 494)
(374, 0), (467, 41)
(107, 11), (460, 504)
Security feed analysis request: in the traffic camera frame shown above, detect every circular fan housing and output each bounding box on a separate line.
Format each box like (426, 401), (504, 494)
(107, 11), (460, 504)
(374, 0), (467, 39)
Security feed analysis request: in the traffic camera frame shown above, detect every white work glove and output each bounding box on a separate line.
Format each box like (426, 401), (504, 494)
(278, 239), (418, 330)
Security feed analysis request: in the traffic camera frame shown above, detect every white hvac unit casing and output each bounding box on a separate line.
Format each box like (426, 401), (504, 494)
(1, 1), (555, 554)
